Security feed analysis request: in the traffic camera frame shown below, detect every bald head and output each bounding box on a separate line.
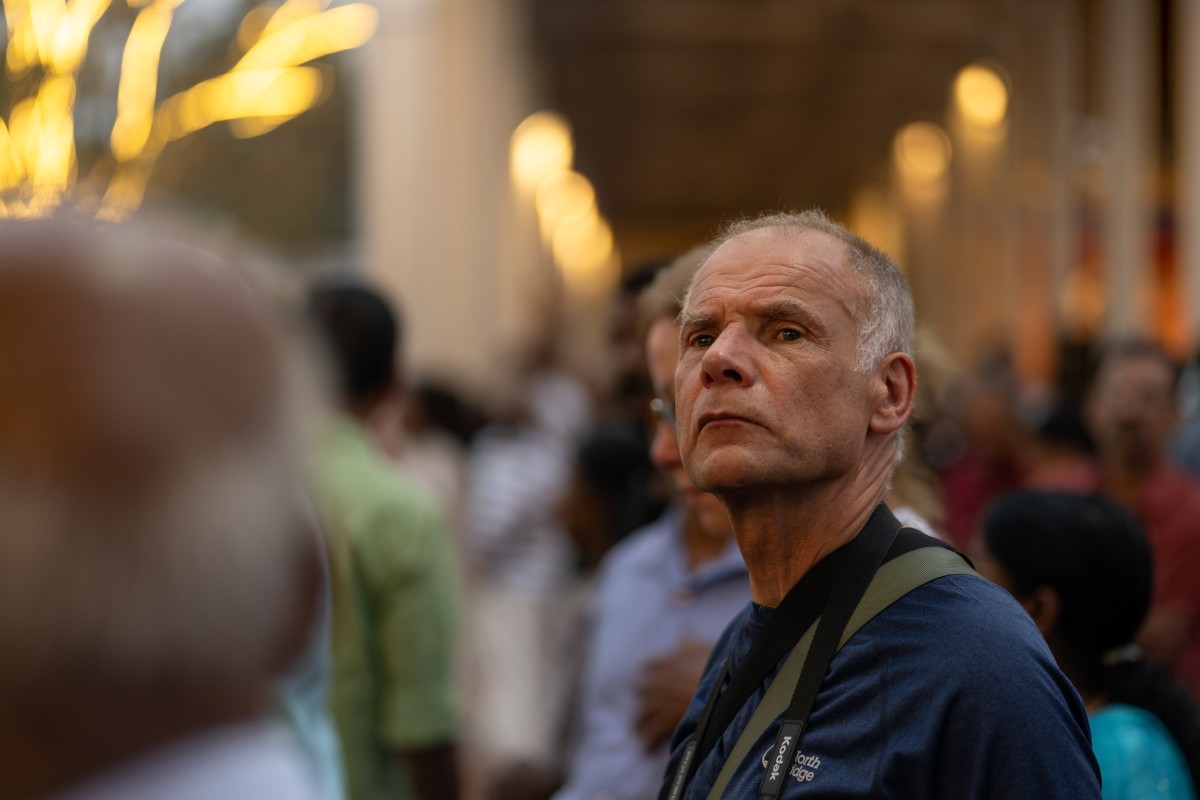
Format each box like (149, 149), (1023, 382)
(0, 221), (311, 744)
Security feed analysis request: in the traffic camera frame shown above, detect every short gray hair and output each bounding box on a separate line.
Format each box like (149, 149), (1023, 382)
(636, 245), (708, 340)
(688, 209), (914, 373)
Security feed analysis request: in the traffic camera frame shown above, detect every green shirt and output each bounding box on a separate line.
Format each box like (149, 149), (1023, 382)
(311, 416), (460, 800)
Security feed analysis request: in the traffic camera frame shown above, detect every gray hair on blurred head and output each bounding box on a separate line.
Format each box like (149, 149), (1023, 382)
(0, 219), (315, 701)
(636, 245), (709, 340)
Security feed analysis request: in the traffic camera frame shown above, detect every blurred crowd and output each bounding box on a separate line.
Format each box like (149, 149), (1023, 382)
(1, 217), (1198, 799)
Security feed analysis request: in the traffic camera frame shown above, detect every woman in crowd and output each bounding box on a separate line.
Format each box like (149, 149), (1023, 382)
(975, 490), (1199, 800)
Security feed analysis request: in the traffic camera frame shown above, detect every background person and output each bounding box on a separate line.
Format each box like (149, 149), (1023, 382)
(1087, 342), (1200, 696)
(976, 490), (1200, 800)
(306, 282), (462, 800)
(1037, 341), (1200, 697)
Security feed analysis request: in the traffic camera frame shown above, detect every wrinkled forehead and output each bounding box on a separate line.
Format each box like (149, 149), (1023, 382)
(685, 226), (858, 312)
(0, 222), (279, 487)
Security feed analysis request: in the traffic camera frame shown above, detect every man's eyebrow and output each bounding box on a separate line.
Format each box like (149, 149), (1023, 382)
(756, 299), (815, 322)
(678, 299), (821, 331)
(677, 309), (717, 331)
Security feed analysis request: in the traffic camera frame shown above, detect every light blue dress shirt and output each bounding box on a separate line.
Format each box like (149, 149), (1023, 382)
(554, 507), (750, 800)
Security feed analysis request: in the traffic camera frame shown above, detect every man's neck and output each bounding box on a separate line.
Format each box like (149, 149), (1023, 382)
(724, 471), (889, 607)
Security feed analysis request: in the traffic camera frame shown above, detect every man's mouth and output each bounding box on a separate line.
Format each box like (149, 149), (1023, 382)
(698, 411), (755, 431)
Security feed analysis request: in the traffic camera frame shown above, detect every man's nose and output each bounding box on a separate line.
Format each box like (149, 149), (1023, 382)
(700, 327), (756, 387)
(649, 419), (683, 470)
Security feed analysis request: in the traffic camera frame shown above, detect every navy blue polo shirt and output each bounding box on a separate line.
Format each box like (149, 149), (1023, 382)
(661, 572), (1102, 799)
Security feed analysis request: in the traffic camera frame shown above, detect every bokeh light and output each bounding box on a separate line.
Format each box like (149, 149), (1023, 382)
(954, 63), (1009, 129)
(510, 111), (573, 193)
(894, 121), (952, 182)
(553, 209), (617, 293)
(535, 170), (595, 228)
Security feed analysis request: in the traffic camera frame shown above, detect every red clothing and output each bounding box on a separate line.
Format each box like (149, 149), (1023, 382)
(1134, 466), (1200, 696)
(1038, 462), (1200, 697)
(940, 453), (1022, 551)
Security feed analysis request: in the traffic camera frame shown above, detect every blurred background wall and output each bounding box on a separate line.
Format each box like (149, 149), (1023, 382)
(8, 0), (1200, 397)
(354, 0), (1200, 395)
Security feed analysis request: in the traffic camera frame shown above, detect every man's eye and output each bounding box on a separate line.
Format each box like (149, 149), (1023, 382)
(691, 333), (715, 348)
(779, 328), (802, 342)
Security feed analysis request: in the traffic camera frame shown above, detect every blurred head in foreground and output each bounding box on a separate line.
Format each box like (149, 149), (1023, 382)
(0, 220), (315, 797)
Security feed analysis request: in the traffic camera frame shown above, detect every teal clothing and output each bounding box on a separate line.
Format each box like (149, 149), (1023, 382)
(311, 417), (460, 800)
(1092, 704), (1196, 800)
(274, 490), (346, 800)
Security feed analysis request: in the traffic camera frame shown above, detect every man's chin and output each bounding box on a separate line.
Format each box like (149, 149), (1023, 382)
(687, 448), (758, 485)
(689, 466), (765, 495)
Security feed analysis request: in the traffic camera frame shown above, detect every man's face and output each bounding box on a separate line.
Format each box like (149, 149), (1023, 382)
(645, 317), (731, 539)
(1088, 354), (1177, 469)
(675, 228), (876, 494)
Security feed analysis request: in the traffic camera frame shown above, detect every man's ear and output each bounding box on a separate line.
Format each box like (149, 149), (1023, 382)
(1022, 586), (1061, 637)
(868, 352), (916, 436)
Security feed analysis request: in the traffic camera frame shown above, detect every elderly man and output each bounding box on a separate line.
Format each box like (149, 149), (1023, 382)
(0, 221), (319, 799)
(660, 212), (1100, 799)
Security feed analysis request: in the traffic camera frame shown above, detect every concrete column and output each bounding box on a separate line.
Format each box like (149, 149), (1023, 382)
(1047, 2), (1081, 337)
(357, 0), (544, 391)
(1011, 0), (1081, 381)
(950, 84), (1014, 356)
(1100, 0), (1158, 340)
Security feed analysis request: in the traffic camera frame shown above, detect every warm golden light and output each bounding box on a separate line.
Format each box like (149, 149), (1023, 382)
(511, 111), (573, 193)
(97, 167), (151, 223)
(110, 0), (181, 162)
(535, 170), (595, 228)
(30, 74), (76, 196)
(236, 3), (278, 54)
(159, 68), (324, 141)
(260, 0), (325, 38)
(0, 119), (25, 188)
(894, 122), (952, 182)
(27, 0), (61, 68)
(954, 64), (1008, 129)
(553, 210), (617, 293)
(235, 4), (377, 71)
(849, 185), (904, 262)
(8, 98), (38, 179)
(48, 0), (112, 74)
(1, 0), (378, 219)
(229, 115), (296, 138)
(5, 0), (35, 77)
